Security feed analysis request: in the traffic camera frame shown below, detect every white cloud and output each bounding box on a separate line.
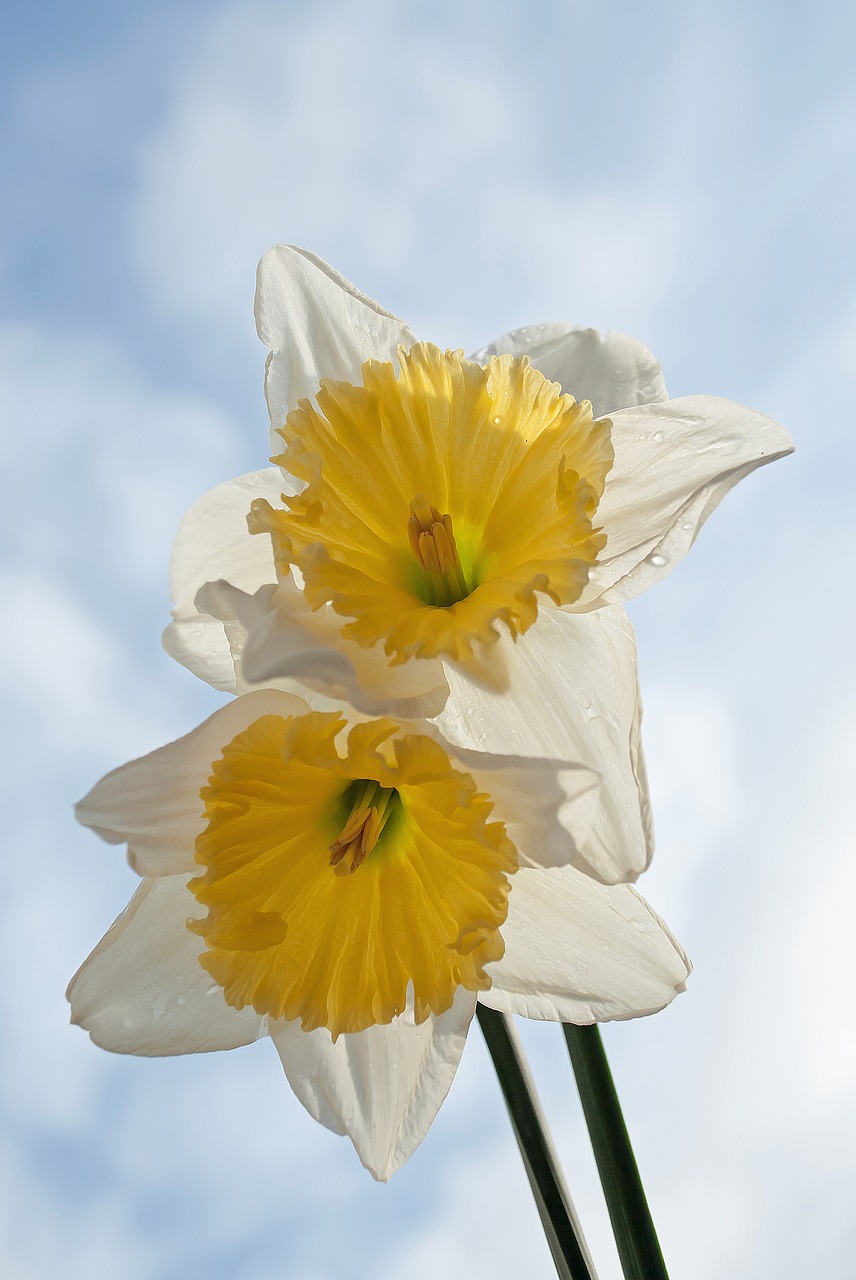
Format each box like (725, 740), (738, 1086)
(130, 0), (522, 335)
(129, 0), (691, 350)
(376, 1139), (558, 1280)
(0, 322), (247, 592)
(477, 186), (684, 334)
(0, 572), (118, 745)
(0, 1145), (156, 1280)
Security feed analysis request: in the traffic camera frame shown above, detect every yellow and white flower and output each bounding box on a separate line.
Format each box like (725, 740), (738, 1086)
(69, 690), (689, 1179)
(165, 246), (793, 884)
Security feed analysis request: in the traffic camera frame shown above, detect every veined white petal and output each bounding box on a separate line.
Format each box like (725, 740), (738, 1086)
(471, 324), (667, 416)
(483, 866), (690, 1022)
(164, 469), (286, 691)
(270, 988), (477, 1181)
(442, 742), (601, 872)
(75, 688), (311, 877)
(580, 395), (795, 607)
(67, 876), (267, 1055)
(435, 606), (652, 884)
(256, 245), (418, 449)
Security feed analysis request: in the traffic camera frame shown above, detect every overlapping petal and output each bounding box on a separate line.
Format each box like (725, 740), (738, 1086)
(437, 606), (652, 884)
(75, 687), (308, 876)
(577, 396), (794, 608)
(164, 469), (287, 694)
(257, 245), (417, 448)
(483, 866), (689, 1023)
(200, 578), (451, 718)
(472, 323), (668, 416)
(67, 875), (268, 1056)
(271, 988), (476, 1180)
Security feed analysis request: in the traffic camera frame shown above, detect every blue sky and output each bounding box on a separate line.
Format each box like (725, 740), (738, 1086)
(2, 1), (855, 1276)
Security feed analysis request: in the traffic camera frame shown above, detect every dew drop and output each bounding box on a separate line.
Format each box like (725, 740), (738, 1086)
(647, 553), (668, 568)
(652, 430), (665, 443)
(493, 416), (502, 426)
(151, 991), (172, 1019)
(681, 520), (694, 531)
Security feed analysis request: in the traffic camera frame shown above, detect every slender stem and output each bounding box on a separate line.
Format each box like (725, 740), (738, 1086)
(477, 1005), (598, 1280)
(563, 1024), (669, 1280)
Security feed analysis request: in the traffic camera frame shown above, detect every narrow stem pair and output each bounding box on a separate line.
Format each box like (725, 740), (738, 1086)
(477, 1007), (668, 1280)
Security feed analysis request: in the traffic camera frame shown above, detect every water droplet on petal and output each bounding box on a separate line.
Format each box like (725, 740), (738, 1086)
(652, 430), (665, 443)
(647, 553), (668, 568)
(681, 521), (694, 532)
(152, 992), (172, 1018)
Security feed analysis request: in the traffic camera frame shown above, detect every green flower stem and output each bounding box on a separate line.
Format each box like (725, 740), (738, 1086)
(563, 1024), (669, 1280)
(477, 1004), (598, 1280)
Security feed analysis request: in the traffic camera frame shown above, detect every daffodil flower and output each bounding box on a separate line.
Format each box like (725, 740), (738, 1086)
(165, 246), (793, 884)
(69, 689), (689, 1179)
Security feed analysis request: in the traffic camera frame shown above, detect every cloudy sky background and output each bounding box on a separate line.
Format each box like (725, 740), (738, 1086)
(2, 0), (854, 1276)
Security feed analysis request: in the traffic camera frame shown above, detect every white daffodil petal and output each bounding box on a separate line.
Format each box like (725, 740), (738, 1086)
(435, 606), (652, 884)
(163, 606), (239, 695)
(67, 875), (267, 1055)
(164, 468), (286, 691)
(471, 324), (667, 416)
(169, 469), (285, 606)
(483, 866), (689, 1023)
(76, 688), (310, 877)
(232, 581), (450, 718)
(270, 988), (477, 1181)
(442, 743), (601, 871)
(581, 395), (795, 606)
(256, 245), (418, 446)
